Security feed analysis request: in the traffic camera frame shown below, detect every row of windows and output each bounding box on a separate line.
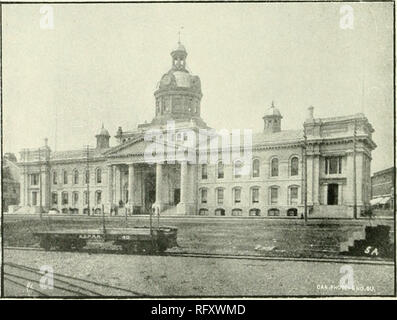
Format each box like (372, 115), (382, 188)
(52, 168), (102, 185)
(51, 191), (102, 206)
(200, 186), (299, 205)
(201, 157), (300, 179)
(198, 208), (298, 217)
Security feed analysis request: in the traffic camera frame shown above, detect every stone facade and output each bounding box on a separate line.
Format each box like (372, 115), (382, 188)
(15, 42), (376, 218)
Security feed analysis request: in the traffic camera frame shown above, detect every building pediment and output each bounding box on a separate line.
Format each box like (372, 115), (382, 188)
(104, 136), (149, 157)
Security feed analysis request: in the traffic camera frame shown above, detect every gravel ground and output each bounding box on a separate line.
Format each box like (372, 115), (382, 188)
(3, 249), (394, 297)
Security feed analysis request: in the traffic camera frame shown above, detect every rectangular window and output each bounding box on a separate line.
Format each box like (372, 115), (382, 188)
(201, 165), (208, 179)
(252, 188), (259, 204)
(217, 189), (224, 205)
(270, 188), (278, 204)
(96, 191), (102, 205)
(234, 188), (241, 204)
(85, 170), (90, 184)
(53, 172), (57, 185)
(63, 171), (68, 184)
(218, 163), (224, 179)
(62, 192), (68, 205)
(72, 192), (79, 206)
(84, 192), (89, 205)
(325, 156), (343, 175)
(201, 189), (207, 204)
(52, 193), (58, 205)
(31, 174), (39, 186)
(290, 187), (298, 205)
(32, 191), (38, 206)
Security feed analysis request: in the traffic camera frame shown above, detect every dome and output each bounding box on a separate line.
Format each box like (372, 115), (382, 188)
(173, 71), (193, 88)
(172, 42), (187, 53)
(263, 102), (282, 118)
(97, 124), (110, 136)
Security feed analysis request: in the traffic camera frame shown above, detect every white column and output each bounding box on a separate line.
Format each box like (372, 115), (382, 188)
(180, 161), (188, 204)
(154, 162), (165, 212)
(128, 164), (135, 209)
(338, 183), (343, 205)
(107, 165), (113, 207)
(323, 183), (328, 205)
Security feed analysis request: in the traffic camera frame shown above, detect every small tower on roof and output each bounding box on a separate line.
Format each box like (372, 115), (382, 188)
(95, 123), (110, 149)
(263, 101), (283, 134)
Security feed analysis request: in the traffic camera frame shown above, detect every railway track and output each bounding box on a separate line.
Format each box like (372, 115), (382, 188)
(4, 246), (394, 266)
(3, 261), (147, 297)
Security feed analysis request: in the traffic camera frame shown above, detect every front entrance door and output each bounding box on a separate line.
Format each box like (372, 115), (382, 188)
(174, 188), (180, 205)
(327, 184), (338, 205)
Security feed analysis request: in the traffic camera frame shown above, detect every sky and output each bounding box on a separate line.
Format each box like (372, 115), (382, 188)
(2, 2), (394, 173)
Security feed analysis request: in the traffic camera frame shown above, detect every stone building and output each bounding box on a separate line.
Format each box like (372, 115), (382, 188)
(16, 42), (376, 218)
(370, 167), (395, 211)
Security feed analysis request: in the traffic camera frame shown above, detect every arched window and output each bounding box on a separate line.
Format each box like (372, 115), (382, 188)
(233, 187), (242, 204)
(287, 208), (298, 216)
(73, 169), (79, 185)
(51, 192), (58, 205)
(63, 170), (68, 184)
(270, 186), (279, 204)
(52, 171), (57, 185)
(61, 192), (68, 205)
(291, 157), (299, 176)
(232, 208), (242, 216)
(252, 159), (260, 177)
(200, 188), (208, 204)
(199, 208), (208, 216)
(215, 208), (225, 216)
(251, 187), (260, 204)
(201, 164), (208, 179)
(289, 186), (299, 205)
(234, 160), (243, 178)
(96, 168), (102, 184)
(95, 190), (102, 205)
(216, 188), (224, 205)
(271, 158), (279, 177)
(85, 170), (90, 184)
(217, 161), (224, 179)
(72, 192), (79, 206)
(249, 208), (261, 216)
(268, 208), (280, 216)
(84, 191), (89, 205)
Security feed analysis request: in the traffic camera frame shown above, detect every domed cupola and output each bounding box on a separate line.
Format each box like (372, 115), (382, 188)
(152, 42), (204, 125)
(263, 101), (283, 133)
(95, 124), (110, 149)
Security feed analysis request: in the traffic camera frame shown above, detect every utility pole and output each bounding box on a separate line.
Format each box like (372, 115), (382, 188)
(353, 119), (357, 219)
(303, 125), (308, 225)
(85, 145), (91, 216)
